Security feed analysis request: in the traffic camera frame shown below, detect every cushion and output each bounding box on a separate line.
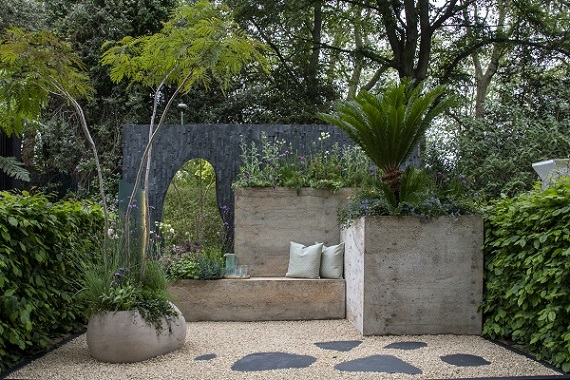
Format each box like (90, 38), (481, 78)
(286, 242), (323, 278)
(320, 242), (345, 278)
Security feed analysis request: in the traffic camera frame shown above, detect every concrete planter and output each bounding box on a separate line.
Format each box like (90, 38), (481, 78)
(341, 215), (484, 336)
(234, 187), (353, 276)
(86, 303), (187, 363)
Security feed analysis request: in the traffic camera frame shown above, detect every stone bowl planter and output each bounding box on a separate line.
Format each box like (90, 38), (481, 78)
(86, 303), (187, 363)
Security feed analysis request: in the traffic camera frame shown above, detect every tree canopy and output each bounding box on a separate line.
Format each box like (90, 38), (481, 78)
(1, 0), (569, 199)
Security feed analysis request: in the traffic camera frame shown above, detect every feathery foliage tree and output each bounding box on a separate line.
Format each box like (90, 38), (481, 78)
(101, 0), (268, 273)
(0, 27), (109, 234)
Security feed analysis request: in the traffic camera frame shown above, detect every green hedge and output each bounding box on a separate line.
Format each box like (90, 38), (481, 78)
(0, 191), (103, 373)
(483, 179), (570, 372)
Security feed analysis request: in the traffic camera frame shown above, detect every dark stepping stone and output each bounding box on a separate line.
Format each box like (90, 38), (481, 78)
(315, 340), (362, 352)
(195, 353), (217, 361)
(231, 352), (317, 371)
(384, 341), (428, 350)
(441, 354), (491, 367)
(335, 355), (422, 374)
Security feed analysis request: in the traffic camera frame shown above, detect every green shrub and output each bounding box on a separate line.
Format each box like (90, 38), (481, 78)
(483, 179), (570, 372)
(0, 191), (103, 372)
(161, 243), (224, 280)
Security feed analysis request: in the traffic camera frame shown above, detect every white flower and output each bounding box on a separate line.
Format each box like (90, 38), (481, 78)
(169, 228), (175, 234)
(107, 228), (115, 237)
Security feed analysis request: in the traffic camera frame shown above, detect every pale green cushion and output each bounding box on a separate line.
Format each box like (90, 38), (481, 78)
(320, 242), (345, 278)
(286, 242), (323, 278)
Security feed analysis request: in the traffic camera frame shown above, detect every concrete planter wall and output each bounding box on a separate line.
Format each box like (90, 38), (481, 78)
(86, 303), (187, 363)
(341, 215), (484, 336)
(234, 187), (353, 276)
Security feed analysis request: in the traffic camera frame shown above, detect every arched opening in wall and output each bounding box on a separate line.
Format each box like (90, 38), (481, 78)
(159, 159), (227, 280)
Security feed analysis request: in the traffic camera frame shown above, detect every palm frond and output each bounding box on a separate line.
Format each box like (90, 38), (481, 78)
(0, 156), (30, 182)
(320, 78), (451, 171)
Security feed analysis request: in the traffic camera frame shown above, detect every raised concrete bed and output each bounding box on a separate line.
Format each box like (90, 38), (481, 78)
(341, 215), (484, 336)
(234, 187), (353, 276)
(169, 278), (346, 321)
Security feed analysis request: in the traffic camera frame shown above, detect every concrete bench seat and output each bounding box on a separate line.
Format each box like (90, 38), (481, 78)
(168, 188), (349, 322)
(169, 277), (346, 322)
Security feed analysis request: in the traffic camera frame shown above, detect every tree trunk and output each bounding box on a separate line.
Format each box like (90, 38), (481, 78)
(469, 0), (510, 118)
(307, 0), (323, 98)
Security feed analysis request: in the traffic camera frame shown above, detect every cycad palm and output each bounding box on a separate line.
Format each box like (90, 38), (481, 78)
(319, 79), (452, 203)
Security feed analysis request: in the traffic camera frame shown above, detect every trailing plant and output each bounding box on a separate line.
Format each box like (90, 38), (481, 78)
(0, 191), (103, 373)
(483, 178), (570, 372)
(233, 131), (382, 192)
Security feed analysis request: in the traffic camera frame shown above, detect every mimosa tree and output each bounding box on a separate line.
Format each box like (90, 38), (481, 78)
(101, 0), (267, 272)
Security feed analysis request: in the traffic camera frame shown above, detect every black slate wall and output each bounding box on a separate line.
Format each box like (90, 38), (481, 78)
(122, 124), (357, 249)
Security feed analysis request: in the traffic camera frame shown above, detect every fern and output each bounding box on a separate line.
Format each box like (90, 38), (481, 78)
(0, 156), (30, 181)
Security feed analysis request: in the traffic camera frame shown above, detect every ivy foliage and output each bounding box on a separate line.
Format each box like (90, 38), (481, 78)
(0, 191), (103, 373)
(483, 178), (570, 372)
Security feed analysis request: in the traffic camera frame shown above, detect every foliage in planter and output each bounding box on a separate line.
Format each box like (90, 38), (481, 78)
(337, 168), (480, 228)
(483, 178), (570, 372)
(80, 257), (177, 333)
(317, 79), (478, 226)
(319, 79), (453, 204)
(0, 191), (103, 373)
(233, 131), (383, 192)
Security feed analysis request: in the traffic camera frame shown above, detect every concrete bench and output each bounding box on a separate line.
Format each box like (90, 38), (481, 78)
(169, 277), (345, 321)
(169, 188), (350, 322)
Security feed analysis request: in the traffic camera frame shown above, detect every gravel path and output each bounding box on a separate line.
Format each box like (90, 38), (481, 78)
(7, 320), (563, 380)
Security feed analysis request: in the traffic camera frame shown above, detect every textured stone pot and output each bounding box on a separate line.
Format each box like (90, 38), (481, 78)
(86, 303), (187, 363)
(341, 215), (484, 336)
(234, 187), (353, 276)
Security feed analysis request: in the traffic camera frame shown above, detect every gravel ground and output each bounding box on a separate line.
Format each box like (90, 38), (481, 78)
(7, 320), (563, 380)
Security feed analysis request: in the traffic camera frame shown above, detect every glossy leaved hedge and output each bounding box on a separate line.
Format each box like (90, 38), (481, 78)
(483, 179), (570, 372)
(0, 191), (103, 373)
